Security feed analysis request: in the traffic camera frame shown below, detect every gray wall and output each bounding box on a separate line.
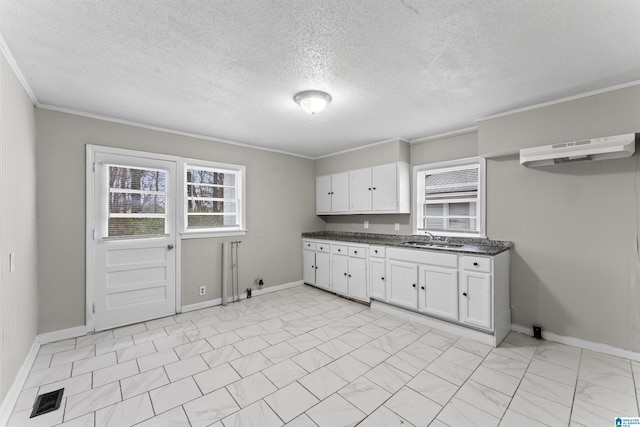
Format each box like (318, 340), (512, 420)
(482, 85), (640, 351)
(0, 52), (38, 402)
(315, 139), (410, 176)
(35, 109), (324, 333)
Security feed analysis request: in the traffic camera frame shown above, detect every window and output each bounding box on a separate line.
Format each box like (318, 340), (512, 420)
(108, 165), (167, 237)
(414, 157), (485, 237)
(183, 161), (245, 236)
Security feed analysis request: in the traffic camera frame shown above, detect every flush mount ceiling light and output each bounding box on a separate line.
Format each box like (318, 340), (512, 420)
(294, 90), (332, 114)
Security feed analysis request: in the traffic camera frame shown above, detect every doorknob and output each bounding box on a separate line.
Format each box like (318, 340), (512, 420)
(167, 244), (174, 250)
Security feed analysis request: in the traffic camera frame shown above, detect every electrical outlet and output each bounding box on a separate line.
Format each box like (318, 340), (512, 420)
(199, 286), (206, 296)
(364, 221), (369, 229)
(394, 223), (400, 231)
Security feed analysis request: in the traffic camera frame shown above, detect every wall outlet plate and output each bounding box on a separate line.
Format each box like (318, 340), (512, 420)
(199, 286), (206, 296)
(394, 223), (400, 231)
(364, 221), (369, 229)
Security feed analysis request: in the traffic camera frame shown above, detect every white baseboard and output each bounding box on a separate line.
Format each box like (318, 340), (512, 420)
(511, 324), (640, 362)
(181, 281), (303, 313)
(37, 325), (88, 345)
(0, 339), (40, 426)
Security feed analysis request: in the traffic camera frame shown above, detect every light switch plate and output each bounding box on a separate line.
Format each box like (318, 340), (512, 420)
(364, 221), (369, 229)
(394, 223), (400, 231)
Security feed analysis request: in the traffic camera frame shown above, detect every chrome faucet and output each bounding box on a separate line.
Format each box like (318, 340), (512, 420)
(424, 231), (435, 244)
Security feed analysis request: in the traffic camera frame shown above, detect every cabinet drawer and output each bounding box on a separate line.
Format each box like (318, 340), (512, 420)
(370, 246), (386, 258)
(303, 241), (315, 251)
(462, 256), (492, 273)
(332, 245), (348, 255)
(349, 247), (367, 258)
(316, 242), (331, 253)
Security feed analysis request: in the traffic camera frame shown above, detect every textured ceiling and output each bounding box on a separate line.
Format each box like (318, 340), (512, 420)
(1, 1), (639, 158)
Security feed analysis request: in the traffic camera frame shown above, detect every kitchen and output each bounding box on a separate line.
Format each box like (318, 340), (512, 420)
(1, 1), (640, 426)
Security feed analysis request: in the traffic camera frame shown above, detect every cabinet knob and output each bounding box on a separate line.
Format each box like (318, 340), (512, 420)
(368, 187), (371, 191)
(338, 249), (341, 252)
(315, 266), (318, 270)
(331, 192), (334, 195)
(320, 246), (323, 250)
(374, 250), (378, 254)
(348, 274), (351, 278)
(354, 250), (358, 254)
(381, 277), (385, 281)
(344, 273), (347, 276)
(463, 292), (468, 296)
(412, 284), (416, 288)
(473, 262), (478, 266)
(373, 187), (376, 190)
(421, 286), (425, 290)
(328, 192), (331, 195)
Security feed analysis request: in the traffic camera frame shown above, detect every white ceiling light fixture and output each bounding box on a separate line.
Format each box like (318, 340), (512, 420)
(294, 90), (332, 114)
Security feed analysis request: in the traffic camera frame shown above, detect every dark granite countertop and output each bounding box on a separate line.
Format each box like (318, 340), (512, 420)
(301, 231), (511, 256)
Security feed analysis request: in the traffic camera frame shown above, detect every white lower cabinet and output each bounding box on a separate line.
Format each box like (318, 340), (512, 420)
(303, 238), (509, 346)
(386, 259), (418, 310)
(418, 265), (458, 321)
(369, 258), (386, 301)
(302, 240), (331, 290)
(347, 256), (368, 301)
(460, 270), (492, 330)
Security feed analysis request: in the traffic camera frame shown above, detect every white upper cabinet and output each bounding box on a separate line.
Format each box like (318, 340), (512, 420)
(316, 172), (349, 214)
(319, 162), (409, 215)
(372, 163), (400, 211)
(349, 168), (372, 213)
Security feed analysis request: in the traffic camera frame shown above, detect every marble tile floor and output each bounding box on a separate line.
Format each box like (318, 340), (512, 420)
(8, 284), (640, 427)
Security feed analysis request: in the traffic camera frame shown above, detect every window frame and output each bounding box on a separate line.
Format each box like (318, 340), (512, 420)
(413, 156), (486, 238)
(179, 159), (246, 239)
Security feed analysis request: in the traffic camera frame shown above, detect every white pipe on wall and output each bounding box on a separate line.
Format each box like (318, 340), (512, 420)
(221, 242), (229, 306)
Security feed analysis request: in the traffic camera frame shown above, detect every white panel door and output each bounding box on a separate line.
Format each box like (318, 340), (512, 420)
(315, 251), (331, 289)
(369, 258), (386, 301)
(460, 271), (492, 330)
(331, 172), (350, 213)
(332, 254), (349, 295)
(92, 152), (177, 331)
(386, 259), (418, 310)
(349, 168), (372, 212)
(303, 250), (316, 285)
(347, 257), (368, 301)
(418, 265), (458, 321)
(316, 175), (332, 214)
(372, 163), (397, 211)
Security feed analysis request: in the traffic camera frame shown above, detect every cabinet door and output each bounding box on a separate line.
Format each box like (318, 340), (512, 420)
(372, 163), (397, 211)
(418, 265), (458, 321)
(331, 172), (350, 213)
(349, 168), (372, 212)
(303, 250), (316, 285)
(460, 271), (492, 330)
(386, 259), (418, 310)
(370, 258), (386, 301)
(348, 257), (368, 301)
(316, 175), (332, 214)
(332, 254), (349, 295)
(315, 252), (331, 290)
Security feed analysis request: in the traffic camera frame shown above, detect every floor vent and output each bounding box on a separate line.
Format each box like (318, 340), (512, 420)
(30, 388), (64, 418)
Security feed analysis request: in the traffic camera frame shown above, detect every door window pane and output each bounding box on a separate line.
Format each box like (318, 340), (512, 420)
(108, 166), (167, 237)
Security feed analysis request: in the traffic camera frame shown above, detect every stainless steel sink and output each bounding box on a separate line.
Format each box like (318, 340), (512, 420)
(400, 241), (465, 250)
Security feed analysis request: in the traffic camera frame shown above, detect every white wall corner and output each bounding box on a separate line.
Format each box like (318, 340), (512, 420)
(0, 339), (40, 425)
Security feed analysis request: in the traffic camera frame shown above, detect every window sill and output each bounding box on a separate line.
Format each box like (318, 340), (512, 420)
(180, 229), (247, 239)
